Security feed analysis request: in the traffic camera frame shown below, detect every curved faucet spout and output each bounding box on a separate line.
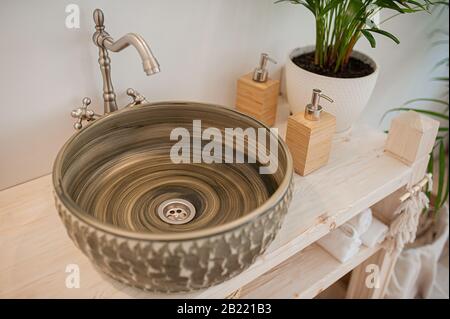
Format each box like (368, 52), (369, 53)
(103, 33), (160, 76)
(92, 8), (160, 114)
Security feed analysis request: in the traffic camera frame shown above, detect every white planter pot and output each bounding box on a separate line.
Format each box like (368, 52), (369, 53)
(286, 46), (379, 133)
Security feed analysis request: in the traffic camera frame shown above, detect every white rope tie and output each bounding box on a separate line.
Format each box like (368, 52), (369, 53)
(386, 185), (430, 254)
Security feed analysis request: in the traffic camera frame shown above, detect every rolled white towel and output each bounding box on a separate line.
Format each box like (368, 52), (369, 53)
(348, 208), (373, 236)
(361, 218), (389, 248)
(318, 228), (362, 263)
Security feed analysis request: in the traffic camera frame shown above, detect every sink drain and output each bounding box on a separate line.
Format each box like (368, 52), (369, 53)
(157, 199), (196, 225)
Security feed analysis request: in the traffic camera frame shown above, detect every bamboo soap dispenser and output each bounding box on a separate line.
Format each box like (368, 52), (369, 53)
(236, 53), (280, 126)
(286, 89), (336, 176)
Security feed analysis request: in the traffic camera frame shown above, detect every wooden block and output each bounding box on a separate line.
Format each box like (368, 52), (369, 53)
(385, 111), (440, 166)
(286, 111), (336, 176)
(236, 73), (279, 126)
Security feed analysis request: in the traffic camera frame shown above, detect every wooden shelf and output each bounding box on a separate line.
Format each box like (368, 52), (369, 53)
(239, 244), (381, 299)
(0, 99), (413, 298)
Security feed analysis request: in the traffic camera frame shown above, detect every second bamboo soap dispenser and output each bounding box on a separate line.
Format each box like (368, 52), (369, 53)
(236, 53), (280, 126)
(286, 89), (336, 176)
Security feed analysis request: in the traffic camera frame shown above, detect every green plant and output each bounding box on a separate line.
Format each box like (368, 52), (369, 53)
(276, 0), (436, 72)
(383, 1), (449, 214)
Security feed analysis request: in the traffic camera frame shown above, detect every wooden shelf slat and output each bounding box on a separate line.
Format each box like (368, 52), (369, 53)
(239, 244), (381, 299)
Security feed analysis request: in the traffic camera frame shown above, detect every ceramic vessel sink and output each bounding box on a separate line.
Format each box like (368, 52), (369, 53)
(53, 102), (293, 293)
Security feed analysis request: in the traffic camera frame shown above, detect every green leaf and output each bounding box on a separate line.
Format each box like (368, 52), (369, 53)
(430, 28), (449, 38)
(436, 140), (447, 210)
(432, 76), (449, 82)
(401, 0), (429, 11)
(361, 29), (377, 48)
(405, 98), (449, 106)
(367, 28), (401, 44)
(276, 0), (318, 14)
(431, 0), (450, 6)
(433, 57), (449, 71)
(376, 0), (406, 13)
(381, 108), (449, 123)
(323, 0), (342, 14)
(348, 0), (365, 15)
(432, 39), (450, 47)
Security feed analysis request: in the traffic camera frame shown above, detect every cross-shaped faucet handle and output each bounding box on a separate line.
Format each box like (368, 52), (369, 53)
(126, 88), (148, 107)
(71, 97), (97, 130)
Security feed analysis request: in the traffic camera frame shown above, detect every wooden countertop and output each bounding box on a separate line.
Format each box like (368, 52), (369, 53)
(0, 101), (412, 298)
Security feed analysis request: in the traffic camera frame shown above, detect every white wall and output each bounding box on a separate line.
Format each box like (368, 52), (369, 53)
(0, 0), (448, 190)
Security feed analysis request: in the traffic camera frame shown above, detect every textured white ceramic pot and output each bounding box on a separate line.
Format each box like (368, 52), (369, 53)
(286, 46), (379, 133)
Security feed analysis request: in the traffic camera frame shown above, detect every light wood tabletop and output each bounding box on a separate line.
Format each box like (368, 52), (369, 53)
(0, 101), (413, 298)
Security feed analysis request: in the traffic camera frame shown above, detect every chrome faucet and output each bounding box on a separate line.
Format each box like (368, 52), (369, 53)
(92, 8), (160, 114)
(72, 9), (160, 130)
(71, 9), (160, 130)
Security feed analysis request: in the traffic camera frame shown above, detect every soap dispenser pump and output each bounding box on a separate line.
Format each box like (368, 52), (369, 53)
(253, 53), (277, 83)
(236, 53), (280, 126)
(305, 89), (334, 121)
(286, 89), (336, 176)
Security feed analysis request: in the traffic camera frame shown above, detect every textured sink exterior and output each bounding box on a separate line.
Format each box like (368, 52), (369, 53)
(53, 102), (293, 293)
(54, 186), (292, 292)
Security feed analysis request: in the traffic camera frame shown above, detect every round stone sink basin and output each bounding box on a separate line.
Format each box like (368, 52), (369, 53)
(53, 102), (293, 293)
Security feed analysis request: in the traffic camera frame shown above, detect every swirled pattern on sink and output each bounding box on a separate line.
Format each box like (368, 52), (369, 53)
(73, 149), (276, 234)
(53, 102), (293, 293)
